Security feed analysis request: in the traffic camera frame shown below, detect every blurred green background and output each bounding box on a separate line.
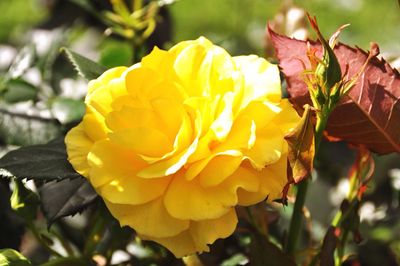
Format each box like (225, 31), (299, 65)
(1, 0), (399, 55)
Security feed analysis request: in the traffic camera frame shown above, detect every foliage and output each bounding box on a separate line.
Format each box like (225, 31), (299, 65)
(270, 27), (400, 154)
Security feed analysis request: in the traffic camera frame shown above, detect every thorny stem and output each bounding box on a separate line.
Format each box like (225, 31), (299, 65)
(285, 179), (309, 255)
(285, 111), (328, 256)
(331, 199), (358, 265)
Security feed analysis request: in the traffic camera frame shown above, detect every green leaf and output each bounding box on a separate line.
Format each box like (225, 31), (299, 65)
(0, 138), (82, 181)
(0, 105), (61, 146)
(39, 178), (97, 226)
(51, 97), (85, 124)
(3, 79), (37, 103)
(10, 180), (39, 221)
(99, 40), (133, 68)
(61, 48), (107, 81)
(8, 45), (36, 80)
(0, 249), (31, 266)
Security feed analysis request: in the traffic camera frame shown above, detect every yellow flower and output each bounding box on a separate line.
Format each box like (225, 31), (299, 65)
(65, 37), (300, 257)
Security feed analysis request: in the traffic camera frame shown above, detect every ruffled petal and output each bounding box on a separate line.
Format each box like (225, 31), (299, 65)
(198, 154), (243, 187)
(143, 208), (238, 258)
(164, 173), (233, 220)
(109, 128), (173, 158)
(64, 123), (93, 177)
(104, 197), (189, 238)
(141, 230), (200, 258)
(88, 139), (171, 204)
(272, 99), (301, 133)
(233, 55), (281, 105)
(190, 208), (237, 250)
(87, 67), (127, 97)
(244, 123), (284, 169)
(237, 153), (288, 205)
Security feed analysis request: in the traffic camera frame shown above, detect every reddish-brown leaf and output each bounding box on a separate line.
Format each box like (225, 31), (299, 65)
(269, 28), (400, 154)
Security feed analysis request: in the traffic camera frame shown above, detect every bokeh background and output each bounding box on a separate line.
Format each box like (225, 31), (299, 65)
(0, 0), (399, 265)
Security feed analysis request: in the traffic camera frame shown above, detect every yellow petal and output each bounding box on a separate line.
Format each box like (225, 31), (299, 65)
(125, 67), (185, 103)
(190, 208), (237, 250)
(198, 154), (243, 187)
(141, 46), (176, 78)
(109, 128), (173, 158)
(272, 99), (301, 133)
(237, 153), (288, 205)
(244, 123), (284, 169)
(137, 138), (198, 178)
(87, 67), (127, 97)
(210, 92), (234, 141)
(171, 38), (235, 97)
(164, 173), (233, 220)
(104, 197), (189, 238)
(105, 106), (157, 132)
(141, 230), (201, 258)
(214, 114), (256, 152)
(86, 77), (126, 116)
(88, 139), (170, 204)
(143, 207), (238, 258)
(137, 113), (201, 178)
(185, 149), (242, 181)
(240, 101), (281, 129)
(83, 68), (129, 142)
(233, 55), (281, 105)
(259, 151), (289, 200)
(64, 123), (93, 177)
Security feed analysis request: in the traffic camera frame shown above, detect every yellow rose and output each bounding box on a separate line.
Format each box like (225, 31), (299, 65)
(65, 37), (300, 257)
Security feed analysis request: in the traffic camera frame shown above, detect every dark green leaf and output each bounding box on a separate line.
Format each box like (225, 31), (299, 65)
(0, 138), (82, 181)
(39, 177), (97, 226)
(249, 234), (296, 266)
(84, 202), (133, 257)
(0, 106), (61, 146)
(51, 97), (85, 124)
(10, 180), (39, 221)
(3, 79), (37, 103)
(61, 48), (107, 80)
(0, 249), (31, 266)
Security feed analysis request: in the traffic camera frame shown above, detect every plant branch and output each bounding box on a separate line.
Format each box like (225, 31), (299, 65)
(285, 110), (328, 255)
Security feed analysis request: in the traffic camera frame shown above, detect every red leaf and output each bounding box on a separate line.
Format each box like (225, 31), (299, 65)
(268, 28), (400, 154)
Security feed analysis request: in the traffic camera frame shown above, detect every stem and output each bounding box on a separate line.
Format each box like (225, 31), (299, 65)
(337, 229), (349, 264)
(314, 111), (328, 152)
(285, 179), (309, 255)
(285, 111), (328, 256)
